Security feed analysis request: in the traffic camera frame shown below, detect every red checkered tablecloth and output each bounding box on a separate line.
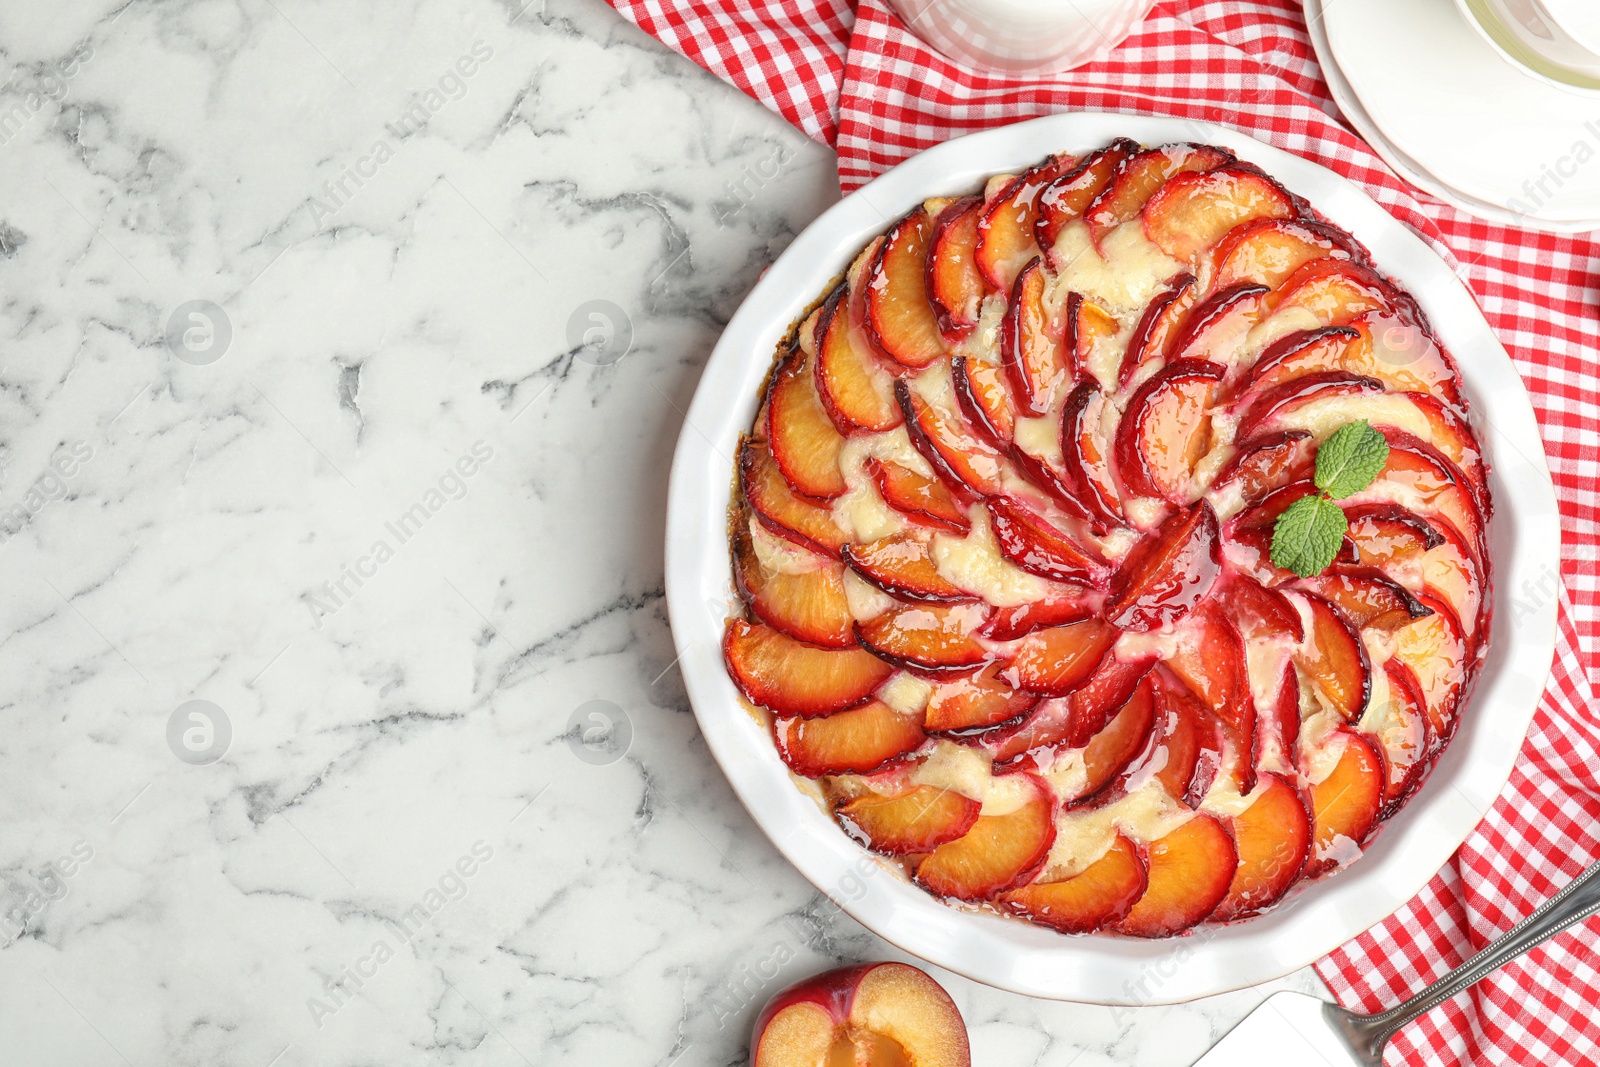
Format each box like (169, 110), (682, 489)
(609, 0), (1600, 1061)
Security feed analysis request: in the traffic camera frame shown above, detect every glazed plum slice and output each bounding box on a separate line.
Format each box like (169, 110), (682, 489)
(1103, 501), (1221, 633)
(924, 661), (1039, 733)
(775, 700), (926, 777)
(837, 785), (981, 854)
(977, 153), (1077, 291)
(1114, 813), (1237, 937)
(1035, 138), (1138, 258)
(1085, 142), (1235, 246)
(1000, 256), (1070, 415)
(998, 833), (1147, 932)
(927, 195), (987, 339)
(734, 519), (855, 648)
(1210, 773), (1311, 921)
(725, 619), (893, 717)
(815, 284), (903, 433)
(1142, 164), (1297, 264)
(915, 772), (1056, 900)
(1114, 359), (1225, 504)
(866, 207), (947, 368)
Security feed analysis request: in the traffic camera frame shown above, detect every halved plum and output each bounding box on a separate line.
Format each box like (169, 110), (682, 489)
(1103, 501), (1221, 632)
(1114, 358), (1224, 503)
(725, 619), (893, 716)
(916, 772), (1056, 900)
(927, 195), (987, 339)
(837, 785), (981, 854)
(866, 207), (947, 369)
(775, 699), (926, 777)
(856, 600), (993, 673)
(999, 833), (1148, 932)
(1114, 813), (1237, 937)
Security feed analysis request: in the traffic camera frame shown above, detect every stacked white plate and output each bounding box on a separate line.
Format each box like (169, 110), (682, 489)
(1304, 0), (1600, 234)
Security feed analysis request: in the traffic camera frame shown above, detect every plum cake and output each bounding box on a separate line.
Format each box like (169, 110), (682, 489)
(720, 139), (1491, 937)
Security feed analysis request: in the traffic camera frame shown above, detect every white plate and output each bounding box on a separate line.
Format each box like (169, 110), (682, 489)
(1304, 0), (1600, 234)
(1324, 0), (1600, 227)
(664, 113), (1560, 1004)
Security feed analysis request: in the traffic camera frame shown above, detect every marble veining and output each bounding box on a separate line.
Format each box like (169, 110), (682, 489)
(0, 0), (1328, 1063)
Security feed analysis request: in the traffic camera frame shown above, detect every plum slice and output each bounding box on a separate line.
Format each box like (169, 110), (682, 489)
(916, 772), (1056, 900)
(774, 699), (926, 777)
(837, 785), (981, 854)
(866, 207), (947, 369)
(725, 618), (893, 717)
(999, 833), (1148, 933)
(1114, 813), (1237, 937)
(1103, 501), (1221, 633)
(1114, 358), (1224, 503)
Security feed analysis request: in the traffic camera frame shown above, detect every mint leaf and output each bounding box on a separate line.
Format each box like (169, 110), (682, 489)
(1314, 420), (1390, 500)
(1271, 494), (1348, 577)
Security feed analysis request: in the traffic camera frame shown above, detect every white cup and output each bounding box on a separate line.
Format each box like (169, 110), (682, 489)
(1457, 0), (1600, 92)
(885, 0), (1158, 76)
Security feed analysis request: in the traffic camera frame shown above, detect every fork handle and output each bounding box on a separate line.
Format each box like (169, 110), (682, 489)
(1348, 859), (1600, 1052)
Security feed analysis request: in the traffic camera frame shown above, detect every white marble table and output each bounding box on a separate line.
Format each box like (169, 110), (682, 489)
(0, 0), (1331, 1063)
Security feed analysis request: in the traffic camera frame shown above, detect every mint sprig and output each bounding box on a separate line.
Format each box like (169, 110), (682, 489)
(1270, 420), (1390, 578)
